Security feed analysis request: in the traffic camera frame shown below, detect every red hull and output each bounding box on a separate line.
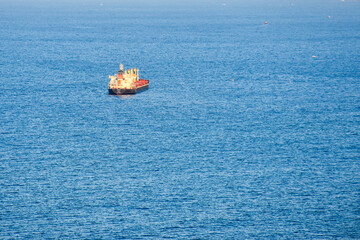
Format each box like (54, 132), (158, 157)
(108, 80), (149, 95)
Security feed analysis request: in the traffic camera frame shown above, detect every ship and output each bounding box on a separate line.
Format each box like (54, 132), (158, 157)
(108, 64), (149, 95)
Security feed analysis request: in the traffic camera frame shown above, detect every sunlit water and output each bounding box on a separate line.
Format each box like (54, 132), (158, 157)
(1, 1), (359, 238)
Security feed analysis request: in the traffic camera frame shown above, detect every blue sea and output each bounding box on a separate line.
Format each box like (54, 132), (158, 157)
(0, 0), (359, 238)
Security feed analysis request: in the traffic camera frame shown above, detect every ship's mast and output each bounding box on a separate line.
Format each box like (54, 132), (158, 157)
(118, 63), (124, 79)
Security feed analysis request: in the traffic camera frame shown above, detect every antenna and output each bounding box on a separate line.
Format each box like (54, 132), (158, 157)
(120, 64), (124, 71)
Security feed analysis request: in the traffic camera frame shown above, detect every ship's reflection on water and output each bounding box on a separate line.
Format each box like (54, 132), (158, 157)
(117, 94), (136, 99)
(108, 92), (136, 100)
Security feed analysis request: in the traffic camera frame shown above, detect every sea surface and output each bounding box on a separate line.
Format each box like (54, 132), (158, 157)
(0, 0), (359, 238)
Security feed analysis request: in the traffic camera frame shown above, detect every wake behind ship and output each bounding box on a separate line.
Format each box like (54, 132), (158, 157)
(108, 64), (149, 95)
